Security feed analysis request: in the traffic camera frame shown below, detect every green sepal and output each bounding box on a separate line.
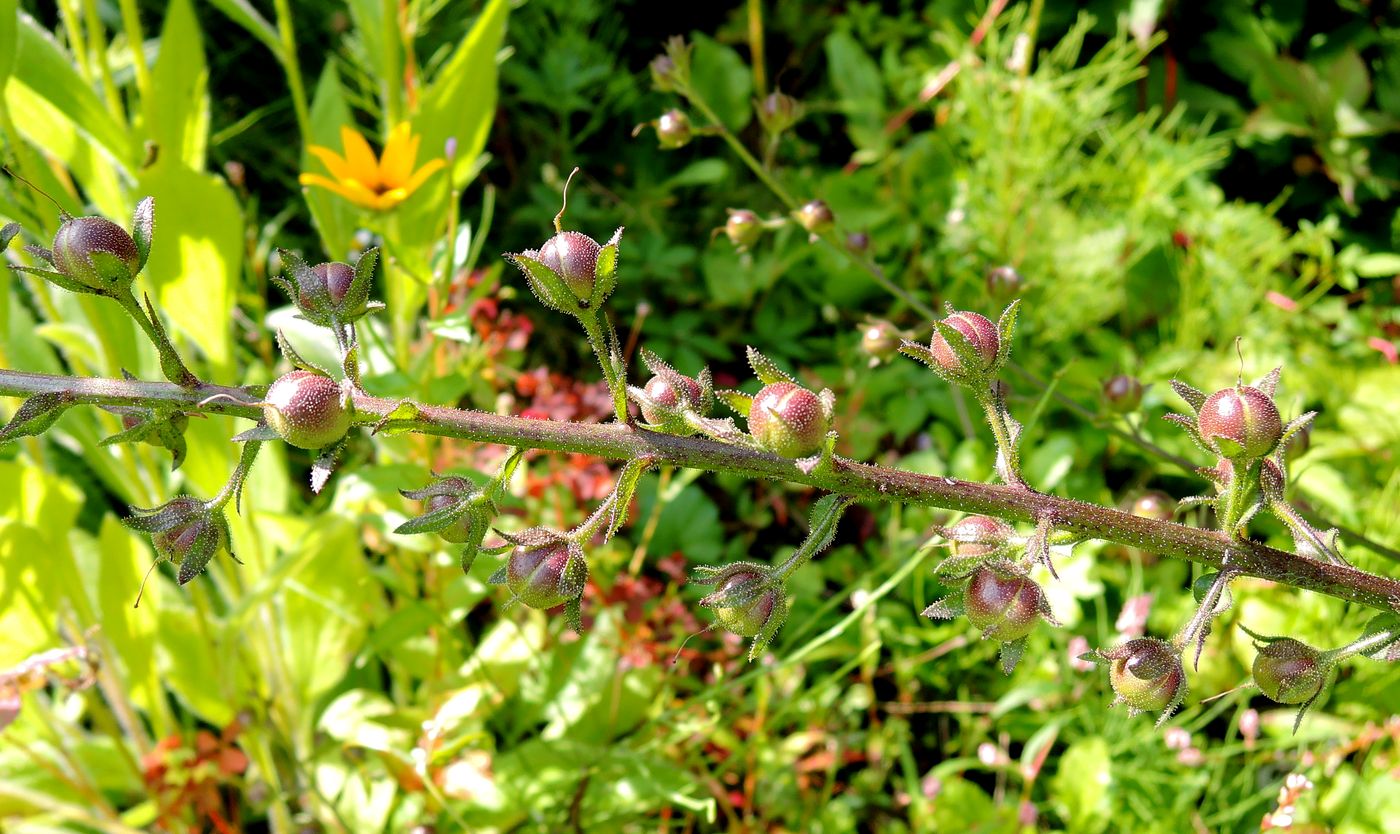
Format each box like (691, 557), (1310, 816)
(11, 264), (101, 297)
(232, 423), (281, 442)
(993, 299), (1020, 370)
(0, 222), (20, 252)
(140, 293), (197, 387)
(505, 252), (581, 315)
(176, 517), (230, 586)
(344, 247), (379, 318)
(131, 197), (154, 273)
(1000, 636), (1027, 675)
(921, 595), (965, 620)
(745, 346), (795, 386)
(393, 498), (473, 535)
(88, 250), (134, 290)
(590, 227), (623, 307)
(274, 329), (325, 375)
(930, 317), (987, 380)
(716, 389), (753, 415)
(0, 391), (76, 444)
(1254, 366), (1282, 398)
(1170, 380), (1206, 414)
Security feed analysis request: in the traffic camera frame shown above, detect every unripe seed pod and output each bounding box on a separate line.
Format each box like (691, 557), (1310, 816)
(655, 109), (693, 149)
(860, 320), (900, 364)
(929, 311), (999, 373)
(649, 54), (678, 91)
(305, 262), (356, 309)
(759, 91), (800, 133)
(1259, 458), (1287, 503)
(52, 216), (140, 289)
(641, 374), (703, 425)
(1130, 491), (1175, 522)
(1253, 638), (1325, 704)
(846, 231), (870, 253)
(795, 200), (834, 236)
(708, 569), (781, 638)
(1198, 385), (1282, 460)
(537, 230), (602, 301)
(965, 568), (1043, 641)
(1102, 374), (1144, 413)
(426, 492), (473, 544)
(264, 371), (352, 450)
(946, 515), (1014, 558)
(724, 210), (763, 250)
(151, 497), (225, 564)
(748, 381), (829, 458)
(1106, 637), (1185, 714)
(505, 540), (585, 610)
(986, 265), (1024, 298)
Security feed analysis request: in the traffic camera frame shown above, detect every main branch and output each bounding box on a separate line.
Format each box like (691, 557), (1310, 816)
(3, 367), (1397, 614)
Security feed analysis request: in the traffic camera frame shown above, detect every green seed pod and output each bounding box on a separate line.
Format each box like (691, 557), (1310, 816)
(1104, 637), (1186, 716)
(1197, 385), (1282, 460)
(1102, 374), (1144, 413)
(505, 540), (587, 610)
(724, 209), (763, 251)
(264, 371), (352, 450)
(537, 230), (602, 301)
(929, 311), (999, 374)
(51, 216), (140, 290)
(1253, 638), (1325, 704)
(655, 109), (693, 149)
(698, 565), (786, 639)
(748, 381), (829, 458)
(151, 497), (227, 565)
(964, 567), (1044, 641)
(794, 200), (834, 236)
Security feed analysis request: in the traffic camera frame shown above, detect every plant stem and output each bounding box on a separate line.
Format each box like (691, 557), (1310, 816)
(272, 0), (312, 141)
(576, 311), (630, 423)
(976, 390), (1023, 486)
(3, 367), (1398, 615)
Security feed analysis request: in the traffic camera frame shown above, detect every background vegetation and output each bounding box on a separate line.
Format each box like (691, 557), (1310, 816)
(2, 0), (1400, 831)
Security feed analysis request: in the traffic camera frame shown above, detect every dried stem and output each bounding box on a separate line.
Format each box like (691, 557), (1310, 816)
(3, 366), (1398, 614)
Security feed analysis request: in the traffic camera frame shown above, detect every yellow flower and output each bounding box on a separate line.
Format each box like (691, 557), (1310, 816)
(299, 123), (446, 211)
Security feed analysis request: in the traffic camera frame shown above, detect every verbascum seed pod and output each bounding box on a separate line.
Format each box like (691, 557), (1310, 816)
(263, 371), (352, 450)
(929, 311), (999, 374)
(52, 217), (141, 290)
(1253, 638), (1325, 704)
(1197, 385), (1282, 460)
(723, 209), (763, 251)
(1099, 637), (1186, 720)
(794, 200), (834, 237)
(748, 382), (829, 458)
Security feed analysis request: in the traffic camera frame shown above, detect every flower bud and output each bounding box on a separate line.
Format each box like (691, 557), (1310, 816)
(649, 54), (678, 91)
(1102, 374), (1144, 413)
(263, 371), (352, 450)
(654, 109), (693, 149)
(427, 493), (474, 543)
(748, 381), (829, 458)
(758, 90), (800, 134)
(986, 265), (1024, 298)
(150, 497), (228, 566)
(1197, 385), (1282, 460)
(964, 567), (1046, 641)
(723, 209), (763, 251)
(698, 565), (786, 639)
(537, 230), (602, 301)
(504, 540), (587, 610)
(929, 311), (999, 374)
(846, 231), (870, 253)
(1253, 638), (1325, 704)
(1259, 458), (1287, 504)
(305, 262), (355, 309)
(640, 373), (703, 425)
(1130, 491), (1175, 522)
(794, 200), (834, 237)
(946, 515), (1014, 558)
(1284, 420), (1311, 462)
(51, 216), (140, 290)
(1103, 637), (1186, 716)
(860, 320), (901, 365)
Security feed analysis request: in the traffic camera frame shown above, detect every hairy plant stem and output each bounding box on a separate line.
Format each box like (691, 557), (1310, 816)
(3, 367), (1398, 614)
(576, 311), (629, 423)
(975, 390), (1023, 486)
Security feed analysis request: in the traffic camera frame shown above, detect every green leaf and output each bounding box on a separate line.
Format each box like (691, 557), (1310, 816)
(688, 34), (752, 131)
(0, 391), (74, 444)
(1354, 252), (1400, 278)
(303, 61), (357, 258)
(9, 13), (134, 169)
(135, 163), (241, 376)
(824, 30), (886, 155)
(144, 0), (209, 169)
(204, 0), (280, 55)
(0, 0), (17, 90)
(1052, 737), (1112, 834)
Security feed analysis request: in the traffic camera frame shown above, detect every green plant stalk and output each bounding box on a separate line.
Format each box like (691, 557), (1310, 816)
(116, 0), (151, 100)
(272, 0), (312, 141)
(975, 390), (1023, 485)
(576, 310), (630, 423)
(1325, 625), (1400, 662)
(3, 366), (1398, 614)
(111, 290), (198, 387)
(1217, 460), (1256, 536)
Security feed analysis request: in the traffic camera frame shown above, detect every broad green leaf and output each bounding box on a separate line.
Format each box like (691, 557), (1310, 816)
(5, 75), (126, 217)
(303, 61), (357, 258)
(135, 163), (241, 375)
(346, 0), (399, 124)
(0, 0), (18, 90)
(145, 0), (209, 169)
(824, 30), (887, 156)
(1052, 737), (1112, 834)
(204, 0), (279, 56)
(9, 13), (133, 169)
(688, 33), (752, 131)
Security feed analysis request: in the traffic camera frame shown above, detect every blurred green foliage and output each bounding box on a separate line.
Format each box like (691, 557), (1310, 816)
(2, 0), (1400, 832)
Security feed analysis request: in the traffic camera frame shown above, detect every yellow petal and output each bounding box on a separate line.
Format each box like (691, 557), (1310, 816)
(299, 173), (379, 210)
(340, 125), (382, 189)
(306, 145), (355, 182)
(379, 124), (417, 187)
(372, 188), (409, 211)
(402, 157), (447, 197)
